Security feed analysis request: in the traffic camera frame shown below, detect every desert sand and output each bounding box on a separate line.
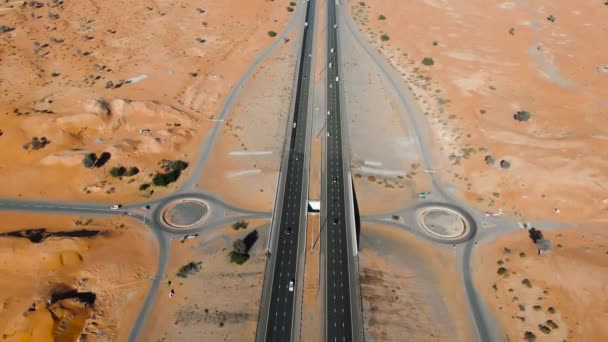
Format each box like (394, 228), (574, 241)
(359, 223), (475, 341)
(140, 219), (268, 341)
(0, 211), (158, 341)
(196, 29), (298, 212)
(473, 225), (608, 341)
(348, 0), (608, 221)
(0, 0), (291, 202)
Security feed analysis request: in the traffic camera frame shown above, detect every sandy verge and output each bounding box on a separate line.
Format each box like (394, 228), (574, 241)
(347, 0), (608, 221)
(0, 0), (291, 202)
(339, 1), (431, 215)
(0, 211), (158, 341)
(196, 27), (298, 212)
(140, 219), (268, 341)
(359, 223), (474, 341)
(473, 225), (608, 341)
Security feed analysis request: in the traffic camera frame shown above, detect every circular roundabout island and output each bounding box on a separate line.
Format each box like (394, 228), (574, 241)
(417, 205), (474, 242)
(162, 199), (208, 229)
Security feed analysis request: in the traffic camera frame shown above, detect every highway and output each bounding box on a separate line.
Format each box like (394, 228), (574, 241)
(258, 0), (316, 340)
(324, 0), (358, 340)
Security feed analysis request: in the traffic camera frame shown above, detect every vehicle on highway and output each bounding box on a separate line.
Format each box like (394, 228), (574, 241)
(293, 122), (297, 128)
(335, 76), (339, 82)
(330, 48), (334, 53)
(305, 22), (308, 27)
(329, 62), (332, 68)
(111, 204), (122, 210)
(288, 280), (294, 292)
(180, 234), (199, 243)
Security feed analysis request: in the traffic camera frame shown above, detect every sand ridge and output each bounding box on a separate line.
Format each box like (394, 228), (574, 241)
(0, 0), (291, 202)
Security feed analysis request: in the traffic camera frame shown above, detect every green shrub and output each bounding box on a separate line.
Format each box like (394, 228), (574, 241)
(229, 250), (249, 264)
(176, 261), (202, 278)
(267, 31), (277, 37)
(83, 153), (97, 168)
(378, 15), (386, 20)
(422, 57), (434, 66)
(359, 1), (365, 6)
(289, 1), (296, 6)
(109, 166), (127, 178)
(152, 169), (181, 186)
(170, 160), (188, 171)
(433, 41), (438, 46)
(380, 34), (390, 42)
(139, 183), (150, 191)
(287, 6), (293, 12)
(125, 166), (139, 177)
(232, 220), (249, 230)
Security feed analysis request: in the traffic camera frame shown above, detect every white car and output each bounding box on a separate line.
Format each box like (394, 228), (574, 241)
(111, 204), (122, 210)
(335, 76), (339, 82)
(304, 22), (308, 27)
(288, 280), (294, 292)
(330, 48), (334, 53)
(293, 122), (297, 128)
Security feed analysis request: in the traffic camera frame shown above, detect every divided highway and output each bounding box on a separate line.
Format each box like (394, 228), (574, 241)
(257, 0), (316, 340)
(324, 0), (361, 340)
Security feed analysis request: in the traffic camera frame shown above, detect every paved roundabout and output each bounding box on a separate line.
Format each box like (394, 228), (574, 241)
(160, 198), (209, 230)
(413, 202), (476, 244)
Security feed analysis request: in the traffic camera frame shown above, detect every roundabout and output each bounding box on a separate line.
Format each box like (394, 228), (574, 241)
(161, 198), (209, 229)
(413, 202), (476, 243)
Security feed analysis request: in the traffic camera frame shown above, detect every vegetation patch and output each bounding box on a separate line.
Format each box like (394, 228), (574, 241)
(229, 230), (259, 265)
(153, 160), (188, 186)
(177, 261), (202, 278)
(232, 220), (249, 230)
(267, 31), (277, 37)
(380, 33), (390, 42)
(422, 57), (434, 66)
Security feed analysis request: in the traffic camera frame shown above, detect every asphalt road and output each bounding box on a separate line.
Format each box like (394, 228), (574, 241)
(260, 0), (316, 340)
(324, 0), (356, 340)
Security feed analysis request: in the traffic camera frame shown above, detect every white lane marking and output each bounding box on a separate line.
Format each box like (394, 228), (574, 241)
(358, 166), (406, 177)
(363, 160), (383, 167)
(226, 169), (262, 178)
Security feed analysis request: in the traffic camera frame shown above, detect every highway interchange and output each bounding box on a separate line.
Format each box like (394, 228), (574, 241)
(0, 0), (568, 341)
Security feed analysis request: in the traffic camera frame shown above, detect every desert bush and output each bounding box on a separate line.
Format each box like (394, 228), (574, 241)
(378, 14), (386, 20)
(267, 31), (277, 37)
(514, 110), (531, 122)
(152, 169), (181, 186)
(380, 34), (390, 42)
(176, 261), (202, 278)
(109, 166), (127, 178)
(125, 167), (139, 177)
(232, 221), (249, 230)
(83, 153), (97, 168)
(422, 57), (434, 66)
(524, 331), (536, 341)
(500, 160), (511, 169)
(139, 183), (150, 191)
(287, 6), (294, 12)
(94, 152), (111, 167)
(290, 1), (296, 6)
